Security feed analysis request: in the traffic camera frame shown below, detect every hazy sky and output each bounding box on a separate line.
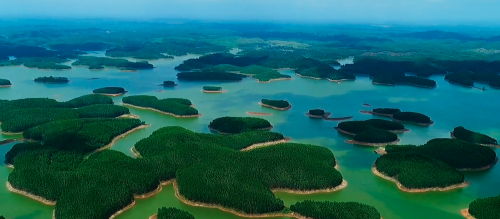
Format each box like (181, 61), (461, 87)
(1, 0), (499, 23)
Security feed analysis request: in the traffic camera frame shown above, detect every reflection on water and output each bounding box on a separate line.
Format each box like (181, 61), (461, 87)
(0, 55), (499, 219)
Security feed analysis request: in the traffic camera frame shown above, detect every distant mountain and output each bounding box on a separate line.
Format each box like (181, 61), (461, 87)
(239, 31), (388, 43)
(392, 30), (478, 41)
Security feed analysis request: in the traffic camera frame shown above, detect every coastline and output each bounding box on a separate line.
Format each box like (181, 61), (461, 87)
(6, 182), (56, 205)
(327, 78), (354, 83)
(89, 124), (150, 155)
(0, 85), (12, 88)
(359, 110), (393, 117)
(109, 201), (136, 219)
(323, 116), (353, 121)
(202, 90), (228, 93)
(457, 157), (499, 171)
(95, 92), (127, 97)
(305, 112), (332, 119)
(372, 163), (470, 192)
(295, 73), (322, 80)
(117, 114), (140, 119)
(122, 103), (202, 118)
(334, 127), (356, 136)
(0, 138), (20, 146)
(460, 209), (476, 219)
(346, 139), (400, 147)
(208, 125), (273, 135)
(450, 132), (500, 148)
(1, 131), (23, 136)
(271, 179), (348, 194)
(257, 78), (293, 83)
(259, 102), (292, 111)
(241, 138), (292, 151)
(246, 112), (273, 116)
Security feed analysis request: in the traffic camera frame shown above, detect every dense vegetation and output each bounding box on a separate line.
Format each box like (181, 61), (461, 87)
(49, 42), (111, 51)
(392, 112), (432, 124)
(338, 119), (405, 135)
(0, 56), (72, 70)
(203, 86), (222, 91)
(290, 200), (381, 219)
(209, 116), (272, 134)
(177, 71), (247, 82)
(373, 74), (436, 88)
(34, 76), (69, 83)
(122, 95), (199, 116)
(372, 108), (401, 115)
(211, 64), (291, 82)
(106, 46), (174, 60)
(162, 81), (177, 87)
(468, 195), (500, 219)
(445, 72), (475, 87)
(72, 56), (154, 70)
(92, 87), (126, 95)
(261, 99), (290, 109)
(157, 207), (195, 219)
(308, 109), (326, 116)
(0, 95), (126, 133)
(135, 126), (343, 214)
(377, 138), (497, 189)
(175, 53), (267, 71)
(295, 59), (355, 81)
(453, 126), (498, 145)
(352, 129), (398, 143)
(0, 79), (11, 86)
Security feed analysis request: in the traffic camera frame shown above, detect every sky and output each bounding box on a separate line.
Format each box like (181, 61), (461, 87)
(1, 0), (499, 24)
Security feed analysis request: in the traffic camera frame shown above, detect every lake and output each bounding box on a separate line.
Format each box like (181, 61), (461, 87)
(0, 54), (499, 219)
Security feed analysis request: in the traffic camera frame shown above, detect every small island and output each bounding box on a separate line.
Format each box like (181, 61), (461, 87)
(0, 79), (12, 87)
(451, 126), (499, 147)
(149, 207), (195, 219)
(122, 95), (201, 118)
(177, 71), (247, 82)
(306, 109), (331, 119)
(34, 76), (69, 84)
(202, 86), (227, 93)
(92, 87), (128, 96)
(463, 195), (500, 219)
(208, 116), (273, 134)
(290, 200), (382, 219)
(336, 119), (408, 136)
(361, 108), (433, 126)
(445, 72), (474, 87)
(373, 138), (497, 192)
(259, 99), (291, 110)
(159, 80), (178, 87)
(372, 74), (437, 88)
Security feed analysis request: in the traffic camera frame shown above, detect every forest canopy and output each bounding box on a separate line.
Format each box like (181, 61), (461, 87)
(122, 95), (199, 116)
(209, 116), (272, 134)
(156, 207), (195, 219)
(92, 87), (127, 95)
(290, 200), (381, 219)
(452, 126), (498, 145)
(34, 76), (69, 83)
(0, 79), (12, 86)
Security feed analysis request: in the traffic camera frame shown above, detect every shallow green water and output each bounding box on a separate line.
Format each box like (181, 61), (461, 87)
(0, 55), (499, 219)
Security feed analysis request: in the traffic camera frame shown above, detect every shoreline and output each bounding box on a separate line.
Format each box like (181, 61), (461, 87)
(6, 182), (56, 205)
(241, 138), (292, 151)
(259, 102), (292, 111)
(359, 110), (393, 117)
(460, 209), (476, 219)
(109, 201), (136, 219)
(305, 112), (332, 119)
(88, 124), (150, 155)
(346, 139), (400, 147)
(208, 125), (273, 135)
(392, 118), (434, 126)
(457, 157), (499, 171)
(95, 92), (127, 97)
(257, 77), (293, 83)
(373, 82), (436, 89)
(334, 127), (356, 136)
(372, 163), (470, 192)
(272, 179), (348, 194)
(117, 114), (140, 119)
(450, 132), (500, 148)
(323, 116), (353, 121)
(1, 131), (23, 136)
(122, 103), (202, 118)
(246, 112), (273, 116)
(0, 85), (12, 88)
(0, 138), (20, 146)
(295, 73), (322, 80)
(202, 90), (228, 93)
(327, 78), (355, 83)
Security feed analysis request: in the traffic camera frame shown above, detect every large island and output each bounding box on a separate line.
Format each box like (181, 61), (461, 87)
(93, 87), (128, 96)
(122, 95), (201, 118)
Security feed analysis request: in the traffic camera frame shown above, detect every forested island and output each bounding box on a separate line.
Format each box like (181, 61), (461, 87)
(372, 74), (437, 88)
(209, 64), (292, 82)
(92, 87), (127, 96)
(202, 86), (227, 93)
(361, 108), (433, 126)
(260, 99), (291, 110)
(34, 76), (69, 84)
(177, 71), (247, 82)
(445, 72), (475, 87)
(175, 53), (267, 71)
(122, 95), (201, 117)
(208, 116), (273, 134)
(294, 58), (355, 82)
(306, 109), (331, 118)
(451, 126), (499, 146)
(150, 207), (195, 219)
(335, 120), (401, 146)
(72, 56), (154, 70)
(131, 126), (346, 216)
(160, 81), (178, 87)
(0, 95), (130, 134)
(464, 195), (500, 219)
(290, 200), (381, 219)
(106, 46), (175, 60)
(0, 79), (12, 87)
(374, 138), (497, 192)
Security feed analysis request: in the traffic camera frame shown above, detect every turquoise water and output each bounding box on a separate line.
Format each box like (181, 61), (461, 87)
(0, 55), (499, 219)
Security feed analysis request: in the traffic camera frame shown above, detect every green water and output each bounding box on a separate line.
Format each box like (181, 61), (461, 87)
(1, 55), (499, 219)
